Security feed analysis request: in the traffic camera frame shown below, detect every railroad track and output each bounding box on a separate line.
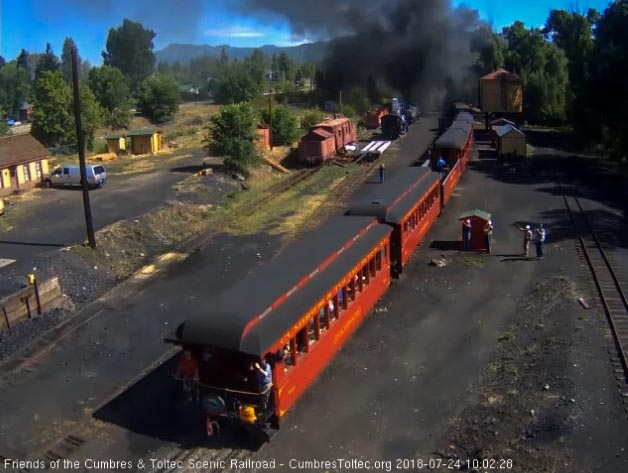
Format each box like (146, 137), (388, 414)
(561, 184), (628, 416)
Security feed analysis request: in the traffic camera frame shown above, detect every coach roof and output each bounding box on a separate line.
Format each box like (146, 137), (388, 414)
(176, 217), (392, 356)
(347, 168), (440, 223)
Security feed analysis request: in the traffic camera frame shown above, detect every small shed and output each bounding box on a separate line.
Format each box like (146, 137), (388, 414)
(256, 126), (270, 150)
(128, 128), (163, 155)
(493, 124), (526, 156)
(459, 209), (491, 251)
(19, 102), (34, 122)
(490, 118), (515, 128)
(105, 133), (127, 154)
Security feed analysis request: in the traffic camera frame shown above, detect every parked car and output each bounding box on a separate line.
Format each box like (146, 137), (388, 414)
(44, 164), (107, 189)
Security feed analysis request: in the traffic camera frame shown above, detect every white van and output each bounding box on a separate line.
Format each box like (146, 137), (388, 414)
(44, 164), (107, 189)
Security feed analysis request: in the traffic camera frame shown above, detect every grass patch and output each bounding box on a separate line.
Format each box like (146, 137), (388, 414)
(456, 255), (485, 268)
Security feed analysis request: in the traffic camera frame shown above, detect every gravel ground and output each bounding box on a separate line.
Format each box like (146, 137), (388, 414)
(0, 172), (240, 363)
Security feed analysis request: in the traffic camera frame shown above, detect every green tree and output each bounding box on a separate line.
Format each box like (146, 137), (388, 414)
(589, 0), (628, 162)
(103, 19), (156, 92)
(503, 21), (569, 124)
(0, 106), (9, 135)
(345, 87), (371, 115)
(244, 49), (268, 92)
(31, 70), (103, 149)
(214, 61), (261, 104)
(31, 70), (75, 147)
(301, 109), (322, 129)
(471, 27), (505, 76)
(138, 75), (180, 123)
(35, 43), (60, 82)
(78, 83), (105, 150)
(0, 62), (31, 117)
(89, 65), (132, 128)
(260, 104), (299, 146)
(61, 37), (79, 81)
(0, 56), (6, 69)
(17, 49), (32, 83)
(206, 102), (260, 172)
(278, 51), (294, 82)
(220, 47), (229, 64)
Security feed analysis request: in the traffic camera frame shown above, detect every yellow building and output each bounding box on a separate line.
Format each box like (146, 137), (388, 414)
(105, 133), (127, 154)
(0, 134), (50, 196)
(128, 128), (163, 155)
(480, 68), (523, 113)
(494, 124), (526, 156)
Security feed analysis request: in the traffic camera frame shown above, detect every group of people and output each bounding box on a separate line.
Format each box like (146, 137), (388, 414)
(461, 218), (546, 258)
(174, 350), (273, 436)
(519, 223), (546, 258)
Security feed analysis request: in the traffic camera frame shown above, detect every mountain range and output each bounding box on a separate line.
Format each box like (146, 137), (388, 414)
(155, 42), (328, 65)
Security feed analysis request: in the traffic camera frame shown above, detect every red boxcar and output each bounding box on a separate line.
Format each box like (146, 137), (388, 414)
(347, 167), (442, 272)
(299, 117), (356, 164)
(364, 108), (389, 129)
(169, 216), (392, 428)
(299, 128), (336, 164)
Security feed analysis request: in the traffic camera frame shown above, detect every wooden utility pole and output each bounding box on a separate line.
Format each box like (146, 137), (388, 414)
(268, 95), (273, 151)
(71, 46), (96, 249)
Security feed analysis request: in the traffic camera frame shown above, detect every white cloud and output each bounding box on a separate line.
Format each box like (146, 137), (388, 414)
(204, 26), (264, 38)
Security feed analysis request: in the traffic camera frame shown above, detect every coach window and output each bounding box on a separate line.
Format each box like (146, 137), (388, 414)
(314, 314), (321, 340)
(339, 286), (348, 311)
(308, 316), (319, 343)
(288, 338), (297, 366)
(362, 265), (370, 285)
(375, 249), (382, 271)
(357, 273), (364, 292)
(333, 294), (340, 319)
(323, 302), (331, 329)
(348, 277), (356, 301)
(381, 246), (387, 263)
(369, 257), (376, 277)
(297, 328), (308, 354)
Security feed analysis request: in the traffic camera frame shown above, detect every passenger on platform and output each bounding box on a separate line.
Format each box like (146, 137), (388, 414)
(518, 224), (533, 257)
(175, 350), (199, 401)
(253, 356), (273, 412)
(436, 156), (447, 180)
(535, 224), (546, 259)
(379, 163), (386, 183)
(462, 219), (472, 251)
(484, 220), (494, 254)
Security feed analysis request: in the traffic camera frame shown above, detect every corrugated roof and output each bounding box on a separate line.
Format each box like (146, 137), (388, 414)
(493, 124), (525, 137)
(305, 128), (334, 140)
(0, 133), (49, 168)
(314, 117), (352, 128)
(459, 209), (491, 221)
(127, 128), (161, 137)
(348, 171), (440, 224)
(173, 216), (383, 355)
(481, 68), (521, 81)
(435, 127), (469, 150)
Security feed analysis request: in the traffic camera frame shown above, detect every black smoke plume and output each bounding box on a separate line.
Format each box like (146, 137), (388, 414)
(236, 0), (487, 107)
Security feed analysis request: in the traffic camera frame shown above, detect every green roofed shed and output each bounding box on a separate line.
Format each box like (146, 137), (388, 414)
(127, 128), (163, 154)
(459, 209), (492, 252)
(105, 132), (127, 154)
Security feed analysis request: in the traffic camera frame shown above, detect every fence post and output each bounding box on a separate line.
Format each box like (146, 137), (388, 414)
(2, 306), (10, 333)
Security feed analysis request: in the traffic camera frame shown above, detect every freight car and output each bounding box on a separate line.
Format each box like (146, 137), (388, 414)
(167, 108), (474, 437)
(364, 108), (389, 129)
(299, 117), (357, 165)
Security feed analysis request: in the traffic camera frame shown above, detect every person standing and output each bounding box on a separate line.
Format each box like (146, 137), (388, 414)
(519, 225), (533, 257)
(436, 156), (447, 180)
(254, 356), (273, 413)
(462, 219), (472, 251)
(483, 220), (494, 254)
(535, 224), (546, 258)
(175, 350), (200, 401)
(379, 163), (386, 183)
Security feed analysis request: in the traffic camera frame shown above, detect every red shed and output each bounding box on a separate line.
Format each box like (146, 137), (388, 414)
(459, 209), (491, 251)
(256, 126), (270, 150)
(299, 128), (335, 164)
(313, 118), (356, 150)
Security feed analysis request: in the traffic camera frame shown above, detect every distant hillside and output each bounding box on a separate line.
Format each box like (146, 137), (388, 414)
(155, 42), (328, 65)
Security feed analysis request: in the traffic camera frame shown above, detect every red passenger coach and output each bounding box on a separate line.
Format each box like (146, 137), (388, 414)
(168, 216), (392, 429)
(347, 167), (441, 273)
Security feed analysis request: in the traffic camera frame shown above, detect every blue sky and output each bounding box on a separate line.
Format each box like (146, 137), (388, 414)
(0, 0), (613, 64)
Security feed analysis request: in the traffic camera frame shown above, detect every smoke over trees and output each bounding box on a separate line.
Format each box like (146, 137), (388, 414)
(235, 0), (491, 108)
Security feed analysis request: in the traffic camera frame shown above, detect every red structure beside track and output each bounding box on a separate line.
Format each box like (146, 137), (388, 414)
(299, 117), (356, 164)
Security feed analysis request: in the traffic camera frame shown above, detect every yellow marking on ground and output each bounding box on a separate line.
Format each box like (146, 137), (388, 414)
(157, 252), (186, 263)
(140, 264), (156, 275)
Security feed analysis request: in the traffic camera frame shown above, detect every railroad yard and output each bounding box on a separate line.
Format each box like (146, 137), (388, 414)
(1, 111), (627, 473)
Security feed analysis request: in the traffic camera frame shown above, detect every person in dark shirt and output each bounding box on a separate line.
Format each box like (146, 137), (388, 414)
(462, 219), (472, 251)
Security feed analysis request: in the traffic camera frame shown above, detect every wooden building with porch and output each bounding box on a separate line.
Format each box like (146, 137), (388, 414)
(0, 134), (50, 196)
(128, 128), (163, 155)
